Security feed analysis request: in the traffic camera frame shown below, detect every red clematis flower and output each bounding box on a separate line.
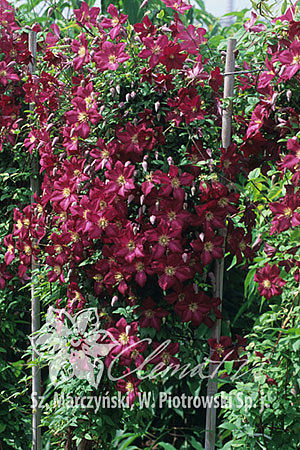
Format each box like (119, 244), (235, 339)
(161, 0), (192, 14)
(269, 190), (300, 234)
(155, 165), (194, 202)
(74, 1), (100, 27)
(209, 67), (223, 92)
(116, 369), (141, 406)
(279, 137), (300, 171)
(175, 290), (213, 327)
(254, 263), (286, 299)
(113, 224), (145, 263)
(160, 43), (187, 71)
(94, 42), (130, 71)
(45, 254), (66, 284)
(65, 98), (101, 139)
(226, 227), (253, 264)
(219, 143), (241, 180)
(179, 94), (205, 124)
(154, 253), (192, 290)
(133, 16), (156, 39)
(71, 33), (90, 70)
(208, 336), (234, 362)
(243, 12), (266, 33)
(51, 176), (78, 211)
(139, 35), (168, 69)
(105, 161), (135, 198)
(194, 201), (227, 233)
(191, 231), (224, 266)
(45, 24), (60, 49)
(101, 3), (128, 39)
(138, 297), (169, 331)
(4, 234), (15, 265)
(278, 40), (300, 79)
(151, 198), (192, 230)
(67, 282), (85, 315)
(149, 342), (180, 371)
(0, 263), (12, 289)
(146, 221), (182, 258)
(106, 318), (139, 360)
(176, 22), (207, 55)
(0, 61), (19, 86)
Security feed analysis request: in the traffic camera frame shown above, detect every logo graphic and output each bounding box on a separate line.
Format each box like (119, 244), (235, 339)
(31, 307), (118, 388)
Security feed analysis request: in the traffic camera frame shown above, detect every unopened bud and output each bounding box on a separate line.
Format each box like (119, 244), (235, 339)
(150, 215), (156, 225)
(111, 296), (118, 306)
(47, 7), (53, 17)
(286, 89), (292, 102)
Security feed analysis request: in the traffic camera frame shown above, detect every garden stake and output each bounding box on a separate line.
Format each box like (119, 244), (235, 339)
(29, 30), (41, 450)
(204, 37), (236, 450)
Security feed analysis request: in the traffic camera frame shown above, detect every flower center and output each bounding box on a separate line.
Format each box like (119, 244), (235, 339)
(159, 235), (169, 246)
(0, 70), (7, 77)
(171, 177), (180, 188)
(24, 245), (32, 255)
(98, 217), (108, 228)
(117, 175), (126, 185)
(162, 352), (171, 365)
(189, 302), (198, 312)
(178, 293), (185, 301)
(63, 187), (71, 198)
(54, 265), (61, 275)
(127, 240), (135, 250)
(136, 261), (144, 271)
(126, 381), (134, 392)
(284, 207), (292, 217)
(165, 265), (176, 276)
(73, 169), (81, 177)
(93, 274), (103, 282)
(262, 279), (271, 288)
(168, 211), (177, 221)
(78, 46), (86, 57)
(292, 54), (300, 65)
(109, 54), (117, 64)
(115, 272), (123, 282)
(7, 244), (14, 253)
(99, 200), (107, 210)
(119, 332), (129, 345)
(145, 310), (153, 318)
(78, 112), (89, 123)
(239, 241), (246, 251)
(204, 241), (213, 252)
(216, 344), (224, 356)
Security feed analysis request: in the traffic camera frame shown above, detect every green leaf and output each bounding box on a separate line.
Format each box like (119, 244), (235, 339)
(248, 168), (261, 180)
(159, 444), (177, 450)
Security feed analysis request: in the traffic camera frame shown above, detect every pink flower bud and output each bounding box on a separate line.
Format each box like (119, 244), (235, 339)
(111, 296), (118, 306)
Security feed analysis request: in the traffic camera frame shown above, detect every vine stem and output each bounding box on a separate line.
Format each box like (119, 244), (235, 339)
(204, 37), (236, 450)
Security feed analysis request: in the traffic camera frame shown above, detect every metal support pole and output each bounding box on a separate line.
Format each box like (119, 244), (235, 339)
(204, 38), (236, 450)
(29, 31), (41, 450)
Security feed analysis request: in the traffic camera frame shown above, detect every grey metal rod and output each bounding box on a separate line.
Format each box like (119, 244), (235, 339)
(204, 37), (236, 450)
(29, 30), (41, 450)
